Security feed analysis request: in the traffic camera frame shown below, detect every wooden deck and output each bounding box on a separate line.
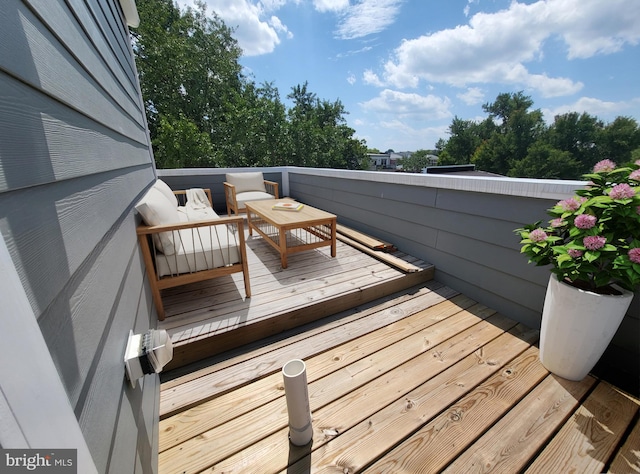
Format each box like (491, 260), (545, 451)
(158, 280), (640, 473)
(158, 226), (434, 371)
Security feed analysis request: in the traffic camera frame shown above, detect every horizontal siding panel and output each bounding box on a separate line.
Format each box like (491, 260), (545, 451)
(0, 0), (146, 142)
(0, 166), (155, 314)
(436, 188), (555, 223)
(82, 0), (136, 84)
(75, 237), (152, 473)
(434, 266), (544, 329)
(36, 215), (139, 404)
(25, 0), (143, 124)
(0, 74), (152, 192)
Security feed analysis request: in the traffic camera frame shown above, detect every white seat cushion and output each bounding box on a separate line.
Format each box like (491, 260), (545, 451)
(155, 224), (241, 277)
(236, 191), (275, 210)
(226, 172), (266, 194)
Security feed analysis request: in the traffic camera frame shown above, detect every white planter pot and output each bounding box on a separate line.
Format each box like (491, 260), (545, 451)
(539, 274), (634, 381)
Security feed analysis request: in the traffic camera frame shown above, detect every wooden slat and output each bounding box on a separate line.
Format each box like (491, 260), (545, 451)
(197, 312), (520, 474)
(289, 328), (541, 474)
(441, 375), (598, 473)
(336, 223), (394, 251)
(608, 409), (640, 473)
(159, 294), (474, 450)
(525, 381), (640, 473)
(337, 233), (422, 272)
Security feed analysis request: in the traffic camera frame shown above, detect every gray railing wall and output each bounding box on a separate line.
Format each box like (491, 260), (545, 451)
(160, 167), (639, 392)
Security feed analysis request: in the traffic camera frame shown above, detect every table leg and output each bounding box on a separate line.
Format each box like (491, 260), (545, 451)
(330, 219), (337, 258)
(279, 227), (288, 268)
(247, 210), (253, 236)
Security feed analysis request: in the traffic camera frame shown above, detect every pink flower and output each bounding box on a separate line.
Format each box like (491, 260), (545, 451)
(584, 235), (606, 250)
(630, 170), (640, 181)
(550, 218), (565, 227)
(609, 183), (635, 200)
(629, 248), (640, 264)
(557, 198), (582, 212)
(568, 249), (583, 258)
(574, 214), (596, 229)
(593, 159), (616, 172)
(635, 159), (640, 166)
(529, 228), (548, 242)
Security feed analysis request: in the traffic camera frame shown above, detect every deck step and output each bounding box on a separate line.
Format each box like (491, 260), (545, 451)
(160, 237), (434, 373)
(159, 280), (457, 419)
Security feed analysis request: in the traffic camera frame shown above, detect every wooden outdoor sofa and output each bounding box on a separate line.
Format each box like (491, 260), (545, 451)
(135, 180), (251, 320)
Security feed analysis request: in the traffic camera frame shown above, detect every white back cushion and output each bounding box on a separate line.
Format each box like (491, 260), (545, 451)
(226, 172), (266, 194)
(135, 187), (181, 255)
(153, 179), (178, 207)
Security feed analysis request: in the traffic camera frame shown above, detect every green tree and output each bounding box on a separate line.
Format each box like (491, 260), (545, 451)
(133, 4), (367, 169)
(399, 149), (433, 172)
(510, 141), (580, 179)
(286, 82), (367, 169)
(597, 116), (640, 165)
(132, 0), (244, 168)
(546, 112), (602, 174)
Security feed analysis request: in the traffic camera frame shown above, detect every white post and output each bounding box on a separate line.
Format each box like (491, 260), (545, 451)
(282, 359), (313, 446)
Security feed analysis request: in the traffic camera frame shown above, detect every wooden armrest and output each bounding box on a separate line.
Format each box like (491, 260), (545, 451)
(137, 216), (244, 235)
(264, 180), (279, 198)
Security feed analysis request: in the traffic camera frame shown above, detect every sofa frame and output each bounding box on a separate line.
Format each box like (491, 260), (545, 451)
(137, 189), (251, 321)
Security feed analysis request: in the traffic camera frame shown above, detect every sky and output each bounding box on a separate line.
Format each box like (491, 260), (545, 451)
(174, 0), (640, 152)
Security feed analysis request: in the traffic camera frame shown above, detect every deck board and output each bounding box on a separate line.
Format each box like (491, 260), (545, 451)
(157, 243), (639, 473)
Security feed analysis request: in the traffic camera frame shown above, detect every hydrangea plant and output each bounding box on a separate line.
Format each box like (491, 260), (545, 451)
(515, 159), (640, 294)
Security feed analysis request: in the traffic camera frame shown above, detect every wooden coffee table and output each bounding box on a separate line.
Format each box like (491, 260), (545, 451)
(245, 199), (337, 268)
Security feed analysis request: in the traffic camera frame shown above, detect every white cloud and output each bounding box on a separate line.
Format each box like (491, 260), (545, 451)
(334, 0), (404, 40)
(363, 69), (385, 87)
(179, 0), (291, 56)
(347, 73), (357, 85)
(375, 0), (639, 96)
(463, 0), (479, 17)
(360, 90), (453, 120)
(313, 0), (349, 13)
(269, 15), (293, 39)
(556, 0), (640, 59)
(542, 97), (640, 123)
(457, 87), (484, 105)
(372, 120), (449, 150)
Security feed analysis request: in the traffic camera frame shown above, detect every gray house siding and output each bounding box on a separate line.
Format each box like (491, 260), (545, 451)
(1, 1), (158, 472)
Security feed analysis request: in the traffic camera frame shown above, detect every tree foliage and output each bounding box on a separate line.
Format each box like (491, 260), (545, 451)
(437, 91), (640, 179)
(132, 0), (367, 169)
(399, 149), (434, 172)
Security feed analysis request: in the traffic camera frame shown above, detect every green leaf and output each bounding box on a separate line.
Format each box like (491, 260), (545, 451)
(584, 251), (600, 263)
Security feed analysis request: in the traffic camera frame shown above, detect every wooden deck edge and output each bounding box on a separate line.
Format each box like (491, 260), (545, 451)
(163, 265), (434, 371)
(336, 234), (421, 272)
